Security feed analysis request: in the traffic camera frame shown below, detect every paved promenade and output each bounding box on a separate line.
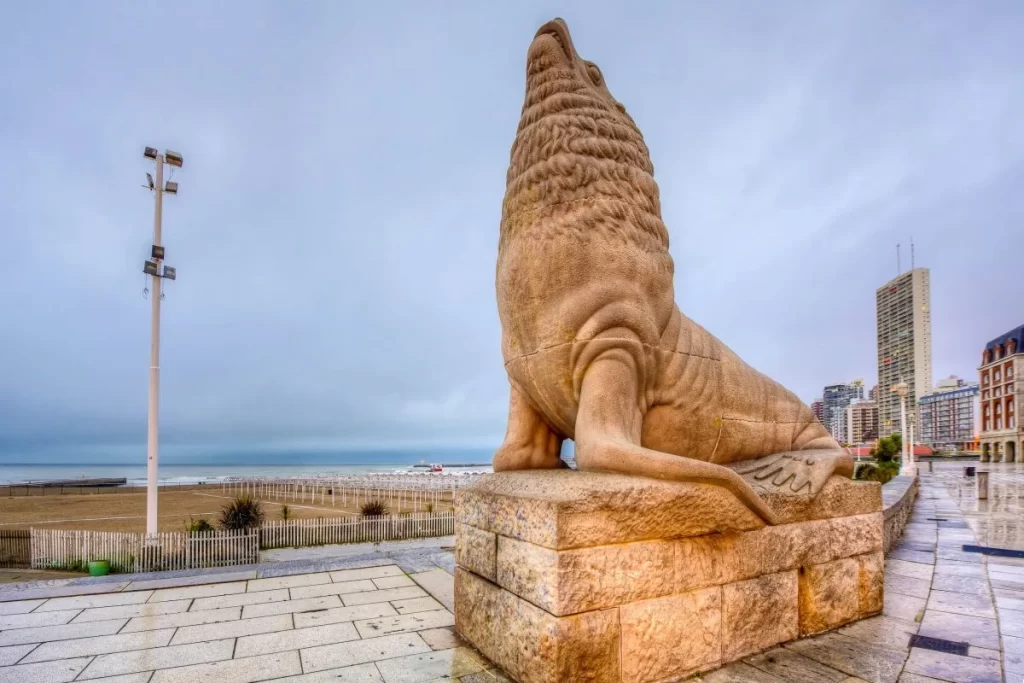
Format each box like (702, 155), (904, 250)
(1, 465), (1022, 682)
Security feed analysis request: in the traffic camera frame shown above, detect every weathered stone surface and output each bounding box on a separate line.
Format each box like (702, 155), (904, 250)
(455, 471), (764, 550)
(619, 587), (722, 682)
(722, 571), (798, 661)
(455, 524), (496, 582)
(857, 552), (884, 616)
(761, 513), (883, 574)
(799, 558), (861, 635)
(676, 531), (762, 593)
(756, 476), (881, 525)
(495, 535), (674, 616)
(454, 568), (619, 683)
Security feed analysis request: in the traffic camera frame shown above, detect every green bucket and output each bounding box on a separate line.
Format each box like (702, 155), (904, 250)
(88, 560), (110, 577)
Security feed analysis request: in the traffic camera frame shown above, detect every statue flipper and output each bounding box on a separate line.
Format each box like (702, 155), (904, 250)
(726, 449), (855, 496)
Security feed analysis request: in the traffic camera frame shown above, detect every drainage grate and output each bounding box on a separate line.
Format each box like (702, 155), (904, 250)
(963, 544), (1024, 558)
(909, 634), (969, 656)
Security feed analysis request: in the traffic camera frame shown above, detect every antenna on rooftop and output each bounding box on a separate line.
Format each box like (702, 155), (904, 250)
(910, 237), (915, 271)
(896, 243), (901, 276)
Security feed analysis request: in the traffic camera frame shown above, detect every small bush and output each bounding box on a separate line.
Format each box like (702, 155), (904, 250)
(855, 461), (900, 485)
(425, 502), (434, 513)
(280, 504), (291, 521)
(219, 495), (265, 530)
(360, 499), (389, 518)
(185, 516), (215, 535)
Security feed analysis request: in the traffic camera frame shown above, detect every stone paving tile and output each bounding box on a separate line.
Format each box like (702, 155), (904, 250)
(934, 561), (987, 577)
(169, 613), (292, 645)
(883, 592), (927, 623)
(36, 591), (152, 612)
(289, 579), (377, 600)
(0, 608), (80, 630)
(0, 598), (44, 615)
(148, 650), (302, 683)
(889, 548), (937, 565)
(328, 565), (406, 584)
(0, 655), (93, 683)
(190, 587), (290, 611)
(120, 605), (240, 632)
(392, 597), (446, 615)
(374, 647), (488, 683)
(242, 594), (342, 619)
(372, 575), (417, 590)
(354, 609), (455, 639)
(234, 621), (360, 658)
(147, 580), (247, 603)
(0, 583), (130, 602)
(887, 559), (934, 581)
(125, 570), (257, 592)
(998, 607), (1024, 638)
(836, 615), (918, 649)
(744, 647), (849, 681)
(21, 627), (175, 663)
(784, 631), (908, 683)
(700, 662), (788, 682)
(77, 638), (234, 679)
(76, 674), (154, 683)
(931, 573), (991, 595)
(292, 602), (398, 629)
(72, 599), (191, 623)
(903, 647), (1001, 683)
(417, 627), (463, 651)
(270, 662), (384, 682)
(300, 632), (432, 673)
(409, 569), (454, 612)
(342, 586), (428, 607)
(0, 617), (127, 647)
(886, 573), (931, 599)
(247, 572), (332, 593)
(919, 608), (1000, 651)
(928, 589), (997, 618)
(0, 643), (36, 666)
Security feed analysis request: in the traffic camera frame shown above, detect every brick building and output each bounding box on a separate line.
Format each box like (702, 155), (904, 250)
(979, 325), (1023, 462)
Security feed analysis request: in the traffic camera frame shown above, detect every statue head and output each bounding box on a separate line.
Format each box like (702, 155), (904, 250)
(502, 18), (665, 251)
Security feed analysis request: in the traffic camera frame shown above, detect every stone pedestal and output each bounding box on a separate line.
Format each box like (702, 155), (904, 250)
(454, 471), (883, 683)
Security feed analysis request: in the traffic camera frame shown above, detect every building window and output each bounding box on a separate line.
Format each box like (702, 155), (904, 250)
(996, 418), (1003, 430)
(983, 373), (990, 386)
(1010, 416), (1017, 429)
(983, 390), (990, 399)
(995, 369), (1002, 382)
(996, 387), (1002, 398)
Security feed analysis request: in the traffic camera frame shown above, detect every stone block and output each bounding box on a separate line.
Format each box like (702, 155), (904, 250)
(455, 471), (765, 550)
(721, 571), (798, 661)
(858, 551), (884, 616)
(496, 535), (675, 616)
(455, 568), (619, 683)
(676, 531), (762, 593)
(620, 587), (722, 682)
(456, 523), (497, 581)
(760, 513), (883, 574)
(798, 557), (861, 635)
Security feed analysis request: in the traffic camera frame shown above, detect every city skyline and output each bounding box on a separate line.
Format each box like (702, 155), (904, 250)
(2, 1), (1023, 456)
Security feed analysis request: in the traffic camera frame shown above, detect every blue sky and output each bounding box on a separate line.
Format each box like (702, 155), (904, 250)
(1, 1), (1022, 457)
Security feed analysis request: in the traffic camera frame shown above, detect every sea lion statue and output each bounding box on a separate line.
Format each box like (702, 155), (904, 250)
(494, 18), (853, 525)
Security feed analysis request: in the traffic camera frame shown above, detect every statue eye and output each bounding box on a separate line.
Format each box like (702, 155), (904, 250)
(587, 64), (602, 86)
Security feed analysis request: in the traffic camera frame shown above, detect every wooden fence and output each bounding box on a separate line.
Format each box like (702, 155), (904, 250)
(31, 528), (259, 574)
(0, 529), (30, 568)
(260, 512), (455, 549)
(28, 512), (454, 572)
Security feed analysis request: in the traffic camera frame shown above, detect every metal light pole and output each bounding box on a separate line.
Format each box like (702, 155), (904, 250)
(142, 147), (182, 538)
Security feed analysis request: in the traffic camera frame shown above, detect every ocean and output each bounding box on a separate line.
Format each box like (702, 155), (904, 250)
(0, 447), (497, 485)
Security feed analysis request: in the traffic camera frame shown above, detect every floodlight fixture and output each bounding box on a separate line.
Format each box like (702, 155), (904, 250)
(146, 173), (154, 190)
(144, 147), (158, 160)
(162, 266), (176, 281)
(164, 181), (178, 195)
(164, 150), (183, 168)
(143, 260), (159, 275)
(151, 245), (165, 260)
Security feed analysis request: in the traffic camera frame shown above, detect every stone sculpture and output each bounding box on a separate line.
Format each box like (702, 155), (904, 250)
(495, 17), (852, 524)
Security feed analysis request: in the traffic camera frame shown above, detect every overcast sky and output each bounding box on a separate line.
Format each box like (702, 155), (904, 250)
(1, 1), (1022, 458)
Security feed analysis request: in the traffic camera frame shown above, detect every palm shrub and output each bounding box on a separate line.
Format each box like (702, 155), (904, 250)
(360, 499), (389, 518)
(219, 495), (265, 530)
(280, 504), (292, 521)
(185, 516), (215, 535)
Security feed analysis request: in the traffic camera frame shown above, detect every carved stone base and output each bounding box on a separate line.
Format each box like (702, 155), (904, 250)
(454, 470), (883, 683)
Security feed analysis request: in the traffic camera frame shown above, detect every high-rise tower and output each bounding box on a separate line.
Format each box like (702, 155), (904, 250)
(876, 267), (933, 437)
